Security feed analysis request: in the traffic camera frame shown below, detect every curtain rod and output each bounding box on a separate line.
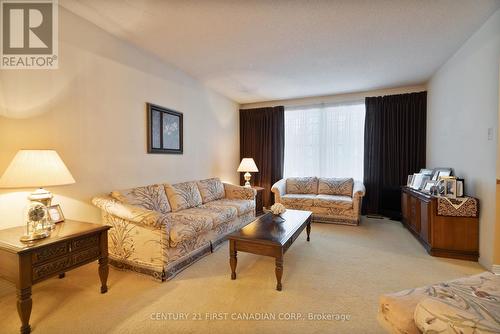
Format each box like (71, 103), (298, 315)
(285, 99), (365, 111)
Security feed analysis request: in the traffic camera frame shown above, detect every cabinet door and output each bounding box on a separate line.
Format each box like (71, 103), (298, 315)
(420, 200), (430, 243)
(401, 191), (409, 222)
(409, 196), (421, 233)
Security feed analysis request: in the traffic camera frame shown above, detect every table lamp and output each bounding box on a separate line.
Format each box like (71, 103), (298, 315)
(237, 158), (258, 187)
(0, 150), (75, 241)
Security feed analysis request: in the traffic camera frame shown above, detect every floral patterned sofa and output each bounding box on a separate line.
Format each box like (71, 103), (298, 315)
(271, 177), (365, 225)
(92, 178), (256, 281)
(378, 272), (500, 333)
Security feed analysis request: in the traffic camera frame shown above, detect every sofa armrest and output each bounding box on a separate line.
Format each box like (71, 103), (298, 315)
(92, 196), (169, 230)
(223, 183), (256, 200)
(271, 179), (287, 203)
(353, 181), (366, 198)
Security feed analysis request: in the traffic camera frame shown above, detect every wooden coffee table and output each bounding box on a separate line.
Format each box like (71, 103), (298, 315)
(228, 209), (312, 291)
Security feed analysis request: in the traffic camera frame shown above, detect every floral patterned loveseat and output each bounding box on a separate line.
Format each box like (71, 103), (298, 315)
(271, 177), (365, 225)
(378, 272), (500, 333)
(92, 178), (256, 281)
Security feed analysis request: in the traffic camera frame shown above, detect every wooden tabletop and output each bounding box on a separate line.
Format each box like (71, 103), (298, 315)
(0, 220), (110, 254)
(228, 209), (312, 246)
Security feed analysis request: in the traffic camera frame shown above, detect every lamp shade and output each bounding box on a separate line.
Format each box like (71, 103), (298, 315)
(237, 158), (258, 172)
(0, 150), (76, 188)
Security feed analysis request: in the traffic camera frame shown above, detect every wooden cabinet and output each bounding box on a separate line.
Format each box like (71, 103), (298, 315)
(401, 187), (479, 261)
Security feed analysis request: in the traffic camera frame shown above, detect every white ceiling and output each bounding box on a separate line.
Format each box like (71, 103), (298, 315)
(61, 0), (500, 104)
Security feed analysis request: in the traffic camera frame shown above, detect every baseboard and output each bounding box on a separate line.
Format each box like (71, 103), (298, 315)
(492, 264), (500, 275)
(366, 214), (385, 219)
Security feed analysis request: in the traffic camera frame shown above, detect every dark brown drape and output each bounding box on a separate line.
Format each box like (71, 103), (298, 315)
(239, 106), (284, 207)
(363, 91), (427, 219)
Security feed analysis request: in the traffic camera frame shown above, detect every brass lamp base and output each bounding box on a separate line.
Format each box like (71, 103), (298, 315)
(244, 172), (252, 187)
(20, 230), (50, 242)
(29, 188), (53, 207)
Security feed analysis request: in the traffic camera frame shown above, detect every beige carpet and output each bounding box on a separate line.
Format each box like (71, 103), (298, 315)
(0, 217), (483, 334)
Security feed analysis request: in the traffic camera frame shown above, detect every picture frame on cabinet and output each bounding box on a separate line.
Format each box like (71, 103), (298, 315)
(407, 175), (413, 187)
(456, 178), (465, 197)
(422, 180), (438, 193)
(431, 168), (452, 181)
(440, 176), (457, 198)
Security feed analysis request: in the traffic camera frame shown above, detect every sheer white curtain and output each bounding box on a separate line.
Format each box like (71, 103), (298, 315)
(284, 101), (365, 181)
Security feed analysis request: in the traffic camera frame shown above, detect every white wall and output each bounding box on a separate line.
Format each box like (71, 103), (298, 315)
(0, 8), (240, 229)
(427, 9), (500, 269)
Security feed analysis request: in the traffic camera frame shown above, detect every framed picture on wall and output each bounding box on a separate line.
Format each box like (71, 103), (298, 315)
(147, 103), (183, 154)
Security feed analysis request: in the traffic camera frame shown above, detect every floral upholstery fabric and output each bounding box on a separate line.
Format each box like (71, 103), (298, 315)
(182, 205), (237, 227)
(378, 272), (500, 334)
(414, 273), (500, 334)
(93, 181), (256, 281)
(314, 194), (353, 209)
(92, 196), (170, 229)
(353, 181), (366, 198)
(272, 178), (365, 225)
(280, 194), (317, 207)
(223, 183), (256, 200)
(378, 285), (428, 334)
(204, 199), (255, 216)
(318, 177), (354, 197)
(197, 178), (225, 203)
(286, 177), (318, 194)
(165, 181), (203, 212)
(111, 184), (171, 214)
(168, 213), (214, 246)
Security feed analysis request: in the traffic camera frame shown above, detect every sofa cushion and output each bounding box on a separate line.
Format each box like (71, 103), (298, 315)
(314, 195), (353, 209)
(168, 212), (214, 246)
(378, 286), (427, 334)
(111, 184), (171, 214)
(378, 272), (499, 334)
(204, 199), (255, 216)
(414, 272), (500, 334)
(165, 181), (203, 212)
(281, 194), (316, 207)
(415, 297), (500, 334)
(181, 205), (237, 227)
(318, 178), (353, 196)
(286, 177), (318, 194)
(197, 178), (225, 203)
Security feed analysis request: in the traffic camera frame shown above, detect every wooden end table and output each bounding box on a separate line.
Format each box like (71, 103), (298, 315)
(252, 186), (265, 215)
(228, 209), (312, 291)
(0, 220), (111, 334)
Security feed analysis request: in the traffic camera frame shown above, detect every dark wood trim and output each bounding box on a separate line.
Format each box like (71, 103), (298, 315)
(146, 102), (183, 154)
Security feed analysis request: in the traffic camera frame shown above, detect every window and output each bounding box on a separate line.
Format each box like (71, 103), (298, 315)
(284, 101), (365, 181)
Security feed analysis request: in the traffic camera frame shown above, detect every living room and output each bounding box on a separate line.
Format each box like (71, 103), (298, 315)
(0, 1), (499, 333)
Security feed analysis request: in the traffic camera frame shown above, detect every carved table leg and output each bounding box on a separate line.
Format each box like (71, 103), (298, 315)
(230, 240), (237, 280)
(58, 272), (65, 279)
(17, 287), (32, 334)
(306, 221), (311, 242)
(98, 257), (109, 294)
(275, 256), (283, 291)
